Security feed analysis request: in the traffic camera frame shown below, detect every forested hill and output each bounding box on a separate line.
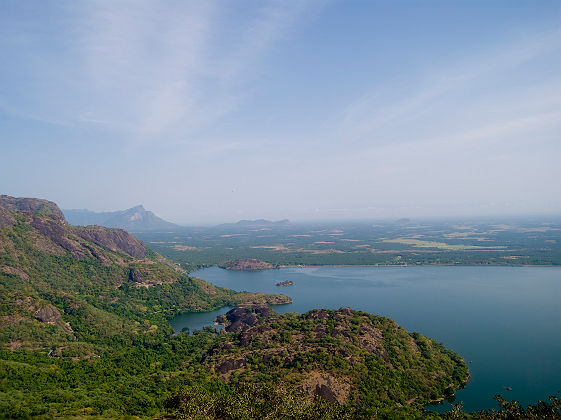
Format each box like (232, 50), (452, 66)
(1, 196), (556, 418)
(0, 195), (289, 355)
(208, 305), (469, 410)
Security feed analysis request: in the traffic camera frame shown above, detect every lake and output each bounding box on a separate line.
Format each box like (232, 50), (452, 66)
(171, 265), (561, 412)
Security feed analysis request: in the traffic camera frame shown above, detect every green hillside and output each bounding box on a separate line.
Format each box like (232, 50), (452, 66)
(192, 305), (469, 418)
(0, 196), (288, 417)
(6, 195), (547, 419)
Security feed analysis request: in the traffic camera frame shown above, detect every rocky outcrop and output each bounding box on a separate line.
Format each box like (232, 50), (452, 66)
(129, 268), (144, 283)
(31, 216), (88, 259)
(33, 304), (73, 334)
(206, 306), (470, 407)
(215, 304), (273, 332)
(300, 372), (350, 404)
(34, 305), (62, 324)
(1, 196), (86, 258)
(0, 196), (147, 261)
(305, 309), (330, 321)
(219, 259), (274, 271)
(72, 226), (146, 259)
(0, 206), (16, 228)
(0, 195), (66, 223)
(276, 280), (293, 286)
(215, 357), (247, 374)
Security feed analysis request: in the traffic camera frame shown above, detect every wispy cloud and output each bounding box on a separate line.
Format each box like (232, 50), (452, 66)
(339, 26), (561, 148)
(2, 1), (313, 143)
(0, 101), (74, 128)
(73, 1), (314, 142)
(3, 2), (560, 220)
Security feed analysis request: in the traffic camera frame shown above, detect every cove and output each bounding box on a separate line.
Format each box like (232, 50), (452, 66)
(171, 265), (561, 412)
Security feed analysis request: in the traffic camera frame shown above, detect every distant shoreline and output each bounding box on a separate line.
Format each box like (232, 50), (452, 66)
(201, 263), (561, 272)
(276, 263), (561, 268)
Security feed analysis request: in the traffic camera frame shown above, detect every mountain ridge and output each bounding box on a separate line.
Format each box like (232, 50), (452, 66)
(0, 195), (290, 353)
(63, 205), (178, 231)
(217, 219), (291, 230)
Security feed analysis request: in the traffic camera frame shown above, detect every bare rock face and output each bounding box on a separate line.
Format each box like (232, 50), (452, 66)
(31, 216), (88, 259)
(300, 373), (350, 404)
(215, 304), (273, 332)
(0, 206), (16, 228)
(33, 304), (74, 334)
(215, 357), (247, 374)
(72, 226), (146, 259)
(34, 305), (62, 324)
(1, 196), (86, 258)
(129, 268), (144, 283)
(0, 195), (147, 260)
(0, 195), (66, 223)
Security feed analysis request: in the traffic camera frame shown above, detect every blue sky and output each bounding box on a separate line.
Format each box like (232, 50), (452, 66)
(1, 1), (560, 223)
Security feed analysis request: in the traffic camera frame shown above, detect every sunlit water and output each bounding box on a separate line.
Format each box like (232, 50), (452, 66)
(171, 266), (561, 412)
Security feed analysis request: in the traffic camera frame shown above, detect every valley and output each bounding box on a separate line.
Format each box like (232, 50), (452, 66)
(135, 217), (561, 272)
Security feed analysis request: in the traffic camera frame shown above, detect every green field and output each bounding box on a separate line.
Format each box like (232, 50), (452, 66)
(135, 217), (561, 271)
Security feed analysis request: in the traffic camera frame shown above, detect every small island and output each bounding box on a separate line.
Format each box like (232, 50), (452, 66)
(218, 258), (276, 271)
(276, 280), (293, 286)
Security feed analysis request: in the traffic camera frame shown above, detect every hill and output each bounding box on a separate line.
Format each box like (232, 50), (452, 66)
(170, 304), (470, 418)
(0, 195), (293, 417)
(0, 195), (289, 351)
(63, 205), (178, 231)
(0, 195), (480, 418)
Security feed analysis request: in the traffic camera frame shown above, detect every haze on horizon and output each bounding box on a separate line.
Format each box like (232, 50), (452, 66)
(1, 1), (560, 224)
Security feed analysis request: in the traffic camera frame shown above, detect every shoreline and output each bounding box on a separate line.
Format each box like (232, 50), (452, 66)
(274, 263), (561, 269)
(187, 263), (561, 274)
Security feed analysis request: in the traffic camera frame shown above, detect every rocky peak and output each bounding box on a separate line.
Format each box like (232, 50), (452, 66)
(1, 195), (147, 261)
(0, 195), (66, 223)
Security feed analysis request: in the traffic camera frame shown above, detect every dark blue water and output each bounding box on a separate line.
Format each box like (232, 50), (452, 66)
(170, 305), (233, 334)
(172, 266), (561, 412)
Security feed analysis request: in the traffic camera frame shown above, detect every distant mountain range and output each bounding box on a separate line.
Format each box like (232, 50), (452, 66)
(63, 205), (178, 231)
(218, 219), (291, 229)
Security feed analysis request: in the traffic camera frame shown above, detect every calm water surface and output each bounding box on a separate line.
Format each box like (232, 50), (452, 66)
(172, 266), (561, 412)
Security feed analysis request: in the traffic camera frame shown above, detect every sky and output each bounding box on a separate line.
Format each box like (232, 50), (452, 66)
(1, 1), (561, 224)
